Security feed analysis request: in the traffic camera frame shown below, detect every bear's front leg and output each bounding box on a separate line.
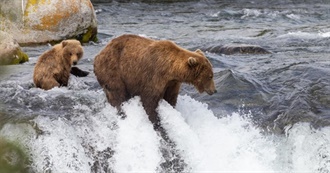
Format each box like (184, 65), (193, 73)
(141, 95), (161, 127)
(104, 83), (128, 108)
(163, 81), (181, 107)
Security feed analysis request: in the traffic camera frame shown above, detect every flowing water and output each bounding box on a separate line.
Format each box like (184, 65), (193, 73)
(1, 0), (330, 172)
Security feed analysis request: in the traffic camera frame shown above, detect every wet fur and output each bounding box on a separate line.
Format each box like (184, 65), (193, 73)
(33, 40), (86, 90)
(94, 34), (216, 126)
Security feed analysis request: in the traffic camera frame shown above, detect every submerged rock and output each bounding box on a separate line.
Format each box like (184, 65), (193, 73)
(204, 44), (271, 55)
(0, 0), (97, 45)
(0, 138), (29, 172)
(0, 31), (28, 65)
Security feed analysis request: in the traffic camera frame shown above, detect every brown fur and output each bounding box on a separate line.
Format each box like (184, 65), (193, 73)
(33, 40), (84, 90)
(94, 34), (216, 125)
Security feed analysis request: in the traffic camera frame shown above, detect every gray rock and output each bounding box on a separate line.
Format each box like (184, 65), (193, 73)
(0, 31), (28, 65)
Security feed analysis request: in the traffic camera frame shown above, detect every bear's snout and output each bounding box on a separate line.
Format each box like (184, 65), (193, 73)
(206, 89), (217, 95)
(73, 61), (78, 65)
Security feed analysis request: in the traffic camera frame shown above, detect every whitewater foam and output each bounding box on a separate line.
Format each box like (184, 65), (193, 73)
(1, 94), (330, 172)
(279, 31), (330, 39)
(113, 97), (161, 172)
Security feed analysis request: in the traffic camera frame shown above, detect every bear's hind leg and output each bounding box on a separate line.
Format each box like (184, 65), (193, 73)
(40, 78), (60, 90)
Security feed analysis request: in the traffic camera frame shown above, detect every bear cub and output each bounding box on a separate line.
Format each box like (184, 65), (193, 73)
(33, 40), (89, 90)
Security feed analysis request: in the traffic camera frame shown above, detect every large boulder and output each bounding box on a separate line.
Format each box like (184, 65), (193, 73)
(0, 31), (28, 65)
(0, 0), (97, 45)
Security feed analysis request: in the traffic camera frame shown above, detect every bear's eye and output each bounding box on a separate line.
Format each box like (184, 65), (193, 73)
(69, 53), (73, 56)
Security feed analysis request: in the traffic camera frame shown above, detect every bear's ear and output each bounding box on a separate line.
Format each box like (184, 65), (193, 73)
(188, 57), (198, 67)
(195, 49), (205, 56)
(62, 40), (68, 47)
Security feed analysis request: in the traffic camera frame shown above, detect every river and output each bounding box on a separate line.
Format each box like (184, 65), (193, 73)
(1, 0), (330, 172)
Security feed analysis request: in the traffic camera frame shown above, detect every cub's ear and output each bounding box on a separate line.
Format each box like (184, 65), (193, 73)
(195, 49), (205, 56)
(188, 57), (198, 67)
(62, 40), (68, 47)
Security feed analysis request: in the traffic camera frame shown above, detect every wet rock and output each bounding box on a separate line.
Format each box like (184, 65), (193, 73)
(0, 0), (97, 45)
(91, 0), (113, 2)
(91, 0), (196, 2)
(141, 0), (198, 2)
(0, 31), (28, 65)
(203, 44), (271, 55)
(0, 139), (29, 172)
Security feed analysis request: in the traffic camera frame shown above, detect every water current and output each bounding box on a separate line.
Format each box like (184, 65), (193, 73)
(1, 0), (330, 172)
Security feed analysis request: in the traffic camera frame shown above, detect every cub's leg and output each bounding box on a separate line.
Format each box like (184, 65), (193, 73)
(40, 78), (60, 90)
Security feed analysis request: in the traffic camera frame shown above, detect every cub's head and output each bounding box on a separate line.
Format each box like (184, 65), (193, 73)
(188, 49), (217, 95)
(61, 40), (83, 66)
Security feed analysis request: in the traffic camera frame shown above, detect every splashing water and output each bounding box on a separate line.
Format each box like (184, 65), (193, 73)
(1, 91), (330, 172)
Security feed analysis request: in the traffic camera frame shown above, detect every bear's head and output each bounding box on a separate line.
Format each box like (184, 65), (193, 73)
(61, 40), (83, 66)
(188, 49), (217, 95)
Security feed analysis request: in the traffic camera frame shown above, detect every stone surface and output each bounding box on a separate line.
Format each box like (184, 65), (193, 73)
(0, 31), (28, 65)
(90, 0), (196, 2)
(203, 44), (271, 55)
(0, 0), (97, 44)
(0, 138), (28, 172)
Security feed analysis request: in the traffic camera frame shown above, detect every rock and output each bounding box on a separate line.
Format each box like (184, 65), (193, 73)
(91, 0), (113, 2)
(0, 0), (97, 45)
(0, 138), (28, 172)
(0, 31), (29, 65)
(90, 0), (197, 2)
(204, 44), (271, 55)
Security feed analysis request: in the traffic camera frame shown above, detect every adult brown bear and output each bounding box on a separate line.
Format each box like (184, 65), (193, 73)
(94, 34), (216, 126)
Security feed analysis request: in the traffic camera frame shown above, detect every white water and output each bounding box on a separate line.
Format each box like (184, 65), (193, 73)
(279, 31), (330, 39)
(1, 86), (330, 172)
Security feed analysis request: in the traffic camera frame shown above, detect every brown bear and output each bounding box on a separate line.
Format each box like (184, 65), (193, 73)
(94, 34), (216, 125)
(33, 39), (89, 90)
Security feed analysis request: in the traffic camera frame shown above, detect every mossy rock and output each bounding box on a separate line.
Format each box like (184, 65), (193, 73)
(0, 31), (29, 65)
(75, 26), (98, 43)
(0, 0), (98, 44)
(0, 139), (29, 173)
(9, 49), (29, 65)
(82, 26), (98, 43)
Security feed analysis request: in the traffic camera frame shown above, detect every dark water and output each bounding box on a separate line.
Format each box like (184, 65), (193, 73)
(1, 0), (330, 172)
